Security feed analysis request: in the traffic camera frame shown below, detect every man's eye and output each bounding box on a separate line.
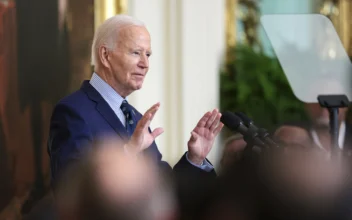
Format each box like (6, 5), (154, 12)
(146, 53), (151, 57)
(133, 51), (140, 55)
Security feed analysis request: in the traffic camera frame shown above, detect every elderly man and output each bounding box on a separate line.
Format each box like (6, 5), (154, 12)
(47, 15), (223, 184)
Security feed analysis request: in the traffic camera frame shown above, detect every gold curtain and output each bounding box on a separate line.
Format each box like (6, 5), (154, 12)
(225, 0), (238, 62)
(225, 0), (262, 61)
(226, 0), (237, 48)
(337, 0), (352, 55)
(94, 0), (128, 30)
(64, 0), (95, 91)
(320, 0), (352, 56)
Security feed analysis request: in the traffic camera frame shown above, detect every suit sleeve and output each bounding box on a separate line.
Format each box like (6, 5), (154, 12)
(173, 153), (217, 179)
(145, 125), (216, 178)
(47, 103), (93, 183)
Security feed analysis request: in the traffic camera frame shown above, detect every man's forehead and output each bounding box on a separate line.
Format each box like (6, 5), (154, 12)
(117, 25), (150, 39)
(115, 25), (151, 50)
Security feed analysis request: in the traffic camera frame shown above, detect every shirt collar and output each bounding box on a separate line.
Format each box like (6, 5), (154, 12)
(89, 72), (126, 109)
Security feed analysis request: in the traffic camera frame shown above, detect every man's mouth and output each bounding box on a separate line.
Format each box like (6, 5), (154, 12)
(133, 73), (145, 77)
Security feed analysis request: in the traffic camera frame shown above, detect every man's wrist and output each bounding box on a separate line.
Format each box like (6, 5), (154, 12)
(187, 153), (204, 166)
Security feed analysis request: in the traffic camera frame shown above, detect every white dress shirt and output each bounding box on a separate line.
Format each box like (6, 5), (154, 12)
(90, 72), (127, 126)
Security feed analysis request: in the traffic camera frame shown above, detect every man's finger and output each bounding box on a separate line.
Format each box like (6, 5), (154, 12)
(196, 111), (211, 128)
(151, 127), (164, 139)
(133, 103), (161, 139)
(137, 103), (159, 129)
(144, 103), (160, 116)
(209, 113), (221, 132)
(190, 131), (198, 142)
(143, 106), (160, 129)
(135, 113), (152, 134)
(205, 109), (218, 128)
(148, 105), (160, 121)
(213, 123), (224, 135)
(139, 103), (159, 126)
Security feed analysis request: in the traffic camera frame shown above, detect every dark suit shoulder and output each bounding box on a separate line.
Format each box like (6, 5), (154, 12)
(52, 87), (99, 126)
(173, 153), (216, 179)
(56, 89), (92, 109)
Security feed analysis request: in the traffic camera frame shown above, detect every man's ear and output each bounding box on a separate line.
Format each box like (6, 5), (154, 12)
(99, 45), (111, 69)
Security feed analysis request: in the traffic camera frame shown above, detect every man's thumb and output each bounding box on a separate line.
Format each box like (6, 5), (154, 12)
(190, 131), (198, 141)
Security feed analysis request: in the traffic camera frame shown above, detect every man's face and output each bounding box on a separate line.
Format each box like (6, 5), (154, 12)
(107, 25), (151, 97)
(305, 103), (348, 128)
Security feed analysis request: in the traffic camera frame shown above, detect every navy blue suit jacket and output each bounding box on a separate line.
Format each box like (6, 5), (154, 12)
(48, 81), (216, 183)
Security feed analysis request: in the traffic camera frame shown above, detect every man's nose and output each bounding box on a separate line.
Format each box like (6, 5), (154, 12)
(138, 55), (149, 68)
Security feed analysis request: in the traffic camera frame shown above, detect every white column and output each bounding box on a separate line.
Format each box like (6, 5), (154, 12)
(127, 0), (168, 162)
(180, 0), (225, 168)
(128, 0), (225, 169)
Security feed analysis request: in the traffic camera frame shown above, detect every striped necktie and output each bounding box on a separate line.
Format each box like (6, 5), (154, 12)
(120, 100), (136, 137)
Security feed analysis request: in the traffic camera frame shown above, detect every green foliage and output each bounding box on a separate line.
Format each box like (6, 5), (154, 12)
(220, 44), (307, 130)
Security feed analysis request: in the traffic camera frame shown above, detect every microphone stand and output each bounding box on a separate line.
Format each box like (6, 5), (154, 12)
(317, 95), (349, 151)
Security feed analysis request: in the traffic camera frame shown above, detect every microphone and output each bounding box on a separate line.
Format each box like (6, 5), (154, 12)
(220, 111), (266, 148)
(235, 112), (279, 148)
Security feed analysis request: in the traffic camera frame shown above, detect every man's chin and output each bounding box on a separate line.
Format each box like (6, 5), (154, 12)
(132, 83), (143, 91)
(136, 84), (143, 90)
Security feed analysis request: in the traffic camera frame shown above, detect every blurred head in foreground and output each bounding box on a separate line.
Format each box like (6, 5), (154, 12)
(220, 134), (247, 171)
(305, 103), (348, 129)
(273, 125), (312, 149)
(217, 138), (352, 220)
(55, 138), (176, 220)
(256, 145), (352, 220)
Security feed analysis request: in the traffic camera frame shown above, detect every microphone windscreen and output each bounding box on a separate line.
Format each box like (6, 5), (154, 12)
(235, 112), (252, 126)
(220, 111), (242, 131)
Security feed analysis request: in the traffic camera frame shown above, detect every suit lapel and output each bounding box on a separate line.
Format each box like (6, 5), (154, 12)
(80, 81), (129, 141)
(95, 102), (129, 140)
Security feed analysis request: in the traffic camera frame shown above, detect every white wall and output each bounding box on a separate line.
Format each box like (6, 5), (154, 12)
(127, 0), (225, 168)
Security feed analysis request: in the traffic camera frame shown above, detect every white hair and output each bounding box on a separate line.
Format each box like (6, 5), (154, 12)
(91, 15), (145, 68)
